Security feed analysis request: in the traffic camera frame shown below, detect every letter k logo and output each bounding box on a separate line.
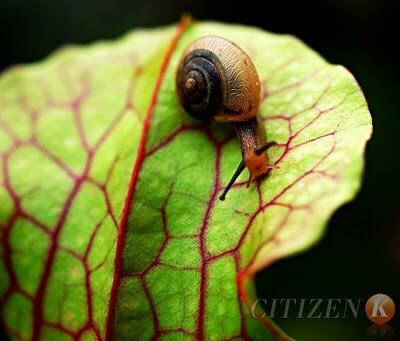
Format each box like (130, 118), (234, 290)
(365, 294), (395, 324)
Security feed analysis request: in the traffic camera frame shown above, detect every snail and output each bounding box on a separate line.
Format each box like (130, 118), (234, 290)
(176, 36), (276, 200)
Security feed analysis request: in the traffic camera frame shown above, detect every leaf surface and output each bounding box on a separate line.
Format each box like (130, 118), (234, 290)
(0, 19), (372, 340)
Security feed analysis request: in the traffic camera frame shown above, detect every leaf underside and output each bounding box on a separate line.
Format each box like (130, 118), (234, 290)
(0, 19), (372, 340)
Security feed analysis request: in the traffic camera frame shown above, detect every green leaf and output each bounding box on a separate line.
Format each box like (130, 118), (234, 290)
(0, 19), (372, 340)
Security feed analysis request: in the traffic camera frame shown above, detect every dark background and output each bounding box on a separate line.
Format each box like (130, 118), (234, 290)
(1, 0), (399, 340)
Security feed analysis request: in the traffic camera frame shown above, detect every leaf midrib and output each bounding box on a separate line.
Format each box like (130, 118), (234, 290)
(104, 17), (191, 339)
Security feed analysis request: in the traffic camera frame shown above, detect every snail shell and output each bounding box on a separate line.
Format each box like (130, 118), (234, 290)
(176, 36), (261, 123)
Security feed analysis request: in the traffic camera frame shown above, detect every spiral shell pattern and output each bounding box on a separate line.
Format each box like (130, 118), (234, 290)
(176, 36), (261, 122)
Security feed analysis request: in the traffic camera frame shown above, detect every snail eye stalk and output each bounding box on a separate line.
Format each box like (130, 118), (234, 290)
(219, 159), (245, 201)
(255, 141), (276, 155)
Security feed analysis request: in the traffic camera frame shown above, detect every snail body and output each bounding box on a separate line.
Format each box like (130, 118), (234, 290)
(176, 36), (275, 200)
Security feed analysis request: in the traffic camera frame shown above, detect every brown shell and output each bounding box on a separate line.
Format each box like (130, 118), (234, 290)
(178, 36), (261, 123)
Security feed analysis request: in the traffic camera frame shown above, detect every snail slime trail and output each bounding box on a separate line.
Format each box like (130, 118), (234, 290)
(176, 36), (277, 200)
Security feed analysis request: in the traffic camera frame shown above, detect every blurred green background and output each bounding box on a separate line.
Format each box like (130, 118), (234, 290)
(0, 0), (398, 340)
